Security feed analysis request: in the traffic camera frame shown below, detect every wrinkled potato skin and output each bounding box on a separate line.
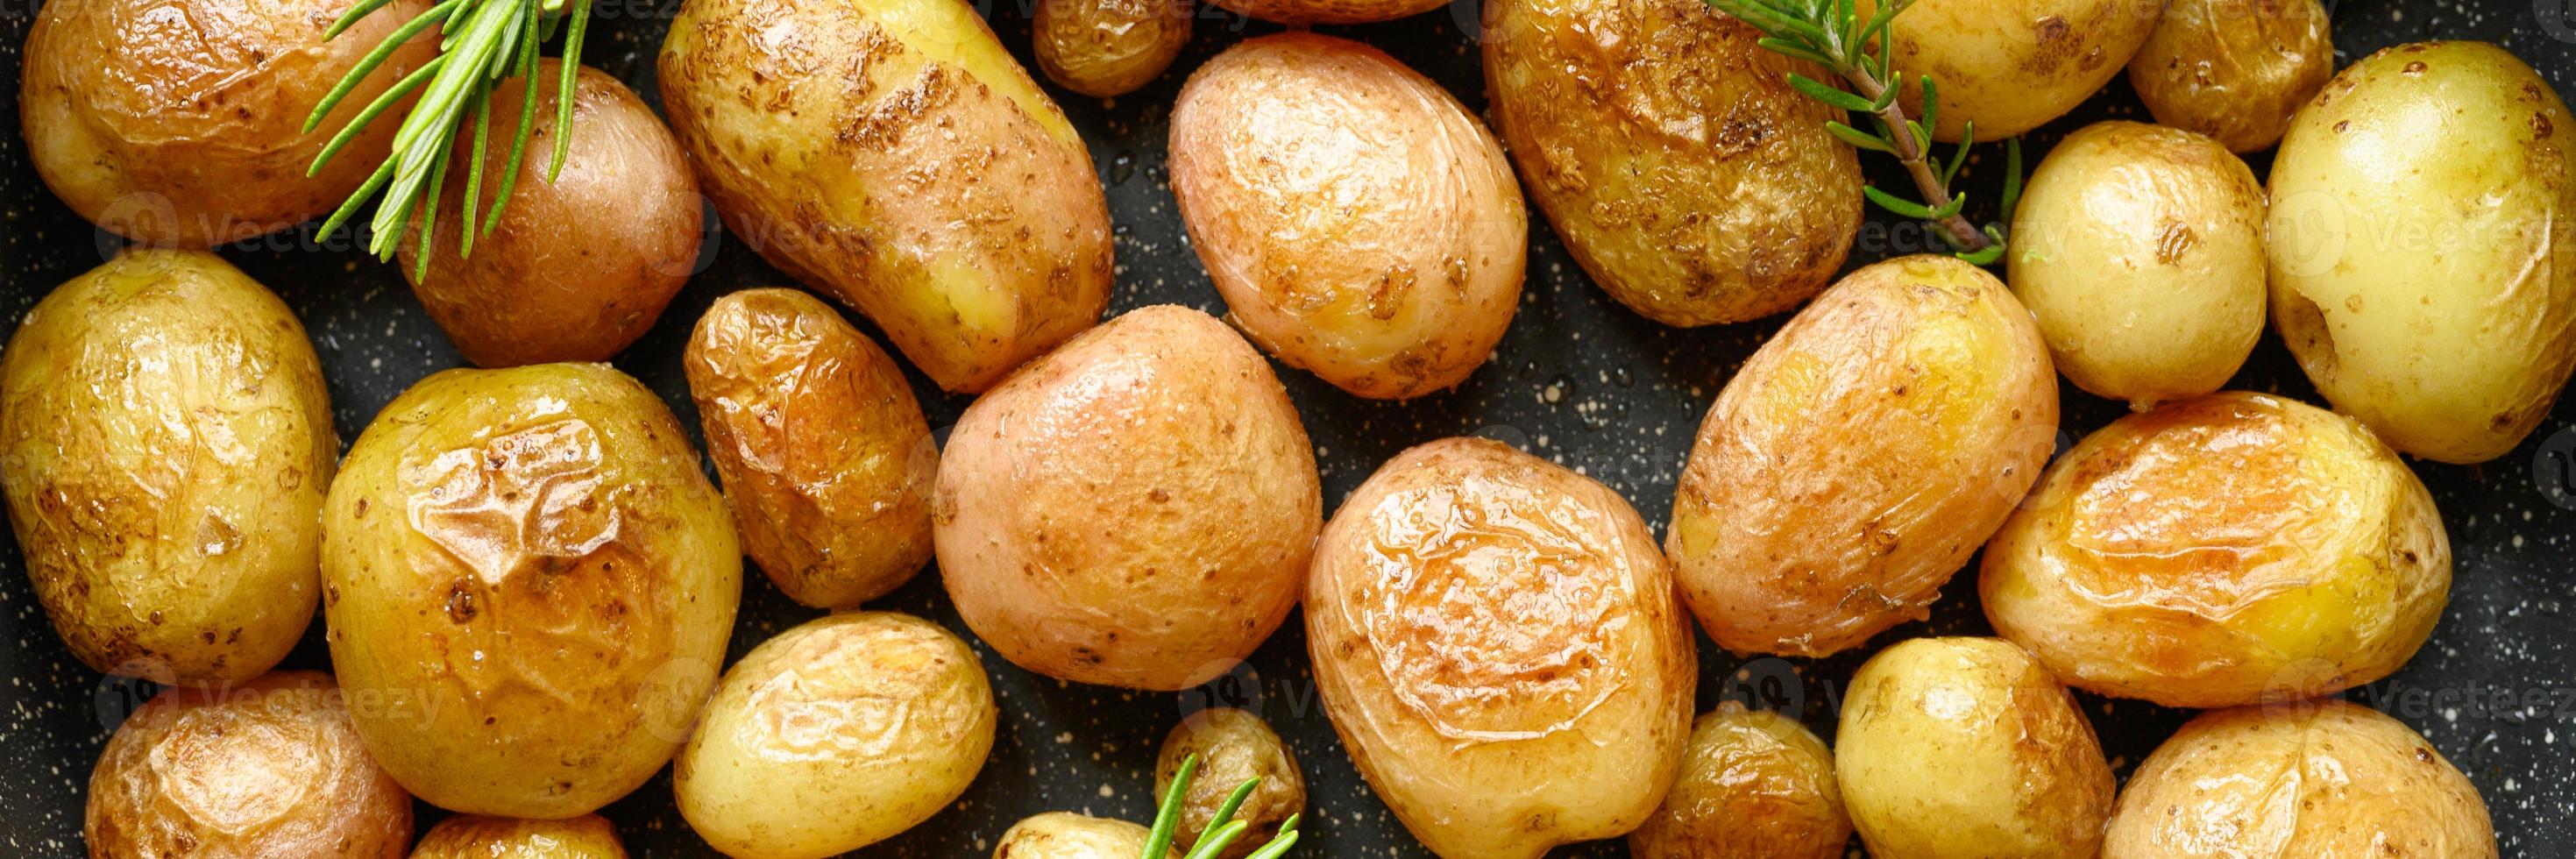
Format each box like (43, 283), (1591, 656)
(412, 815), (628, 858)
(1308, 437), (1695, 859)
(1482, 0), (1860, 326)
(398, 62), (701, 368)
(1837, 638), (2114, 859)
(20, 0), (434, 246)
(937, 306), (1319, 690)
(1155, 708), (1306, 859)
(2127, 0), (2332, 153)
(2267, 41), (2576, 464)
(322, 364), (740, 819)
(677, 613), (996, 859)
(1668, 256), (2057, 657)
(685, 289), (936, 609)
(1, 250), (335, 686)
(1867, 0), (2162, 141)
(1171, 34), (1524, 399)
(2010, 121), (2267, 408)
(2106, 701), (2497, 858)
(85, 672), (411, 858)
(1033, 0), (1191, 96)
(659, 0), (1111, 393)
(992, 813), (1174, 858)
(1629, 703), (1851, 859)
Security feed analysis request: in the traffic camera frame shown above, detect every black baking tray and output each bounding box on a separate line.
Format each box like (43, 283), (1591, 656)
(3, 0), (2571, 855)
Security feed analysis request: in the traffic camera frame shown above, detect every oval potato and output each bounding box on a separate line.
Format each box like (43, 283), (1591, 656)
(85, 671), (411, 858)
(1033, 0), (1192, 97)
(2106, 701), (2495, 858)
(993, 813), (1174, 858)
(1870, 0), (2163, 141)
(413, 815), (628, 858)
(2126, 0), (2334, 153)
(1628, 703), (1851, 859)
(1155, 708), (1305, 859)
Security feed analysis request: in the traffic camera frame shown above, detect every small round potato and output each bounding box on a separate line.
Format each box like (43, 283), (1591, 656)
(2010, 121), (2267, 408)
(86, 671), (412, 858)
(685, 288), (937, 609)
(1033, 0), (1192, 97)
(1170, 33), (1524, 400)
(398, 61), (701, 368)
(1629, 702), (1851, 859)
(1155, 708), (1305, 859)
(322, 363), (740, 819)
(992, 813), (1173, 858)
(1307, 437), (1695, 859)
(1837, 637), (2114, 859)
(1200, 0), (1435, 25)
(1, 249), (336, 686)
(936, 306), (1320, 691)
(2105, 701), (2497, 858)
(677, 612), (996, 859)
(413, 814), (627, 858)
(1868, 0), (2163, 141)
(2126, 0), (2333, 153)
(1668, 256), (2058, 657)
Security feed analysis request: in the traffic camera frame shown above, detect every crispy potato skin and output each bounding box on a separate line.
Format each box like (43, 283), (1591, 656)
(85, 671), (411, 858)
(658, 0), (1111, 393)
(20, 0), (435, 246)
(1837, 638), (2113, 859)
(1629, 703), (1851, 859)
(935, 306), (1319, 691)
(2105, 701), (2497, 858)
(2127, 0), (2332, 153)
(1, 250), (335, 686)
(676, 612), (996, 859)
(1155, 709), (1305, 859)
(1982, 393), (2449, 708)
(685, 288), (936, 609)
(2010, 121), (2267, 408)
(1307, 437), (1695, 859)
(1170, 33), (1524, 399)
(1868, 0), (2162, 141)
(993, 813), (1172, 858)
(2267, 41), (2576, 464)
(1033, 0), (1191, 96)
(397, 62), (700, 368)
(321, 363), (740, 818)
(1482, 0), (1859, 326)
(1668, 256), (2057, 657)
(412, 814), (628, 858)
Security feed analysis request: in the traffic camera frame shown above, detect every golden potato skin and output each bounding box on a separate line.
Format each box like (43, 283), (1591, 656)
(1483, 0), (1860, 326)
(1170, 33), (1524, 399)
(1668, 256), (2057, 657)
(2267, 41), (2576, 464)
(1628, 703), (1850, 859)
(685, 288), (936, 609)
(658, 0), (1111, 393)
(1837, 637), (2113, 859)
(1870, 0), (2162, 141)
(1, 249), (335, 686)
(2010, 121), (2267, 408)
(1155, 709), (1305, 859)
(1307, 437), (1694, 859)
(993, 813), (1172, 858)
(936, 306), (1319, 691)
(86, 671), (411, 858)
(2126, 0), (2333, 153)
(677, 612), (996, 859)
(1033, 0), (1191, 97)
(2105, 701), (2497, 858)
(398, 62), (701, 368)
(413, 815), (628, 858)
(321, 363), (740, 819)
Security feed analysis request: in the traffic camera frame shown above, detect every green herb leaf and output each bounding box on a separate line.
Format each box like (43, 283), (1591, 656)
(1788, 73), (1876, 113)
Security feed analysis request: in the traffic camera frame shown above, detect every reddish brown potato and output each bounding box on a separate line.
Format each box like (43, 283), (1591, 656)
(1201, 0), (1438, 25)
(2126, 0), (2334, 153)
(86, 671), (411, 858)
(413, 815), (628, 858)
(1155, 709), (1305, 859)
(1837, 638), (2113, 858)
(1629, 703), (1850, 859)
(1034, 0), (1192, 97)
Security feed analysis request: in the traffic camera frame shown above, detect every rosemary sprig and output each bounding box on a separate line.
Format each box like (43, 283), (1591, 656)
(1146, 754), (1302, 859)
(1707, 0), (2022, 266)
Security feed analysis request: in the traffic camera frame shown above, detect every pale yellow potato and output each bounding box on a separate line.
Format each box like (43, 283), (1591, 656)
(86, 672), (411, 858)
(992, 813), (1173, 858)
(676, 612), (995, 859)
(1837, 637), (2113, 859)
(2267, 40), (2576, 464)
(1668, 256), (2057, 657)
(2010, 121), (2267, 408)
(1868, 0), (2163, 141)
(1155, 709), (1304, 859)
(1308, 437), (1694, 859)
(1033, 0), (1192, 96)
(412, 814), (627, 858)
(2127, 0), (2334, 153)
(1629, 703), (1850, 859)
(322, 363), (740, 818)
(0, 250), (335, 686)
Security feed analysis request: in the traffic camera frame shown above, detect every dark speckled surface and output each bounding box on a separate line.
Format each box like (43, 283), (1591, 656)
(4, 0), (2574, 855)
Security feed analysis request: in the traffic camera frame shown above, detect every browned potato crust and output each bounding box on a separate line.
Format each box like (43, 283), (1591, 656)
(413, 814), (628, 858)
(1837, 638), (2113, 858)
(1629, 703), (1851, 859)
(1034, 0), (1192, 97)
(2126, 0), (2332, 153)
(1155, 709), (1305, 859)
(86, 671), (411, 858)
(685, 288), (937, 609)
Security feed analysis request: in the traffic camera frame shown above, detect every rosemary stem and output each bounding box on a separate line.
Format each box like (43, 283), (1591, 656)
(1840, 63), (1991, 253)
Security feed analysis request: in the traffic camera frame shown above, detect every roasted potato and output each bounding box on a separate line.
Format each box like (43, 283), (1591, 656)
(1, 249), (335, 686)
(1668, 256), (2057, 657)
(1199, 0), (1435, 25)
(658, 0), (1112, 393)
(2105, 700), (2496, 858)
(677, 612), (995, 858)
(413, 814), (628, 858)
(1307, 437), (1694, 859)
(1837, 637), (2113, 859)
(1033, 0), (1192, 97)
(20, 0), (435, 245)
(322, 363), (740, 818)
(1483, 0), (1861, 326)
(1155, 708), (1305, 859)
(2267, 41), (2576, 464)
(685, 288), (937, 609)
(86, 671), (411, 858)
(1867, 0), (2162, 141)
(2010, 121), (2267, 408)
(1170, 33), (1524, 399)
(2127, 0), (2333, 153)
(993, 813), (1172, 858)
(936, 306), (1319, 691)
(1629, 702), (1851, 859)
